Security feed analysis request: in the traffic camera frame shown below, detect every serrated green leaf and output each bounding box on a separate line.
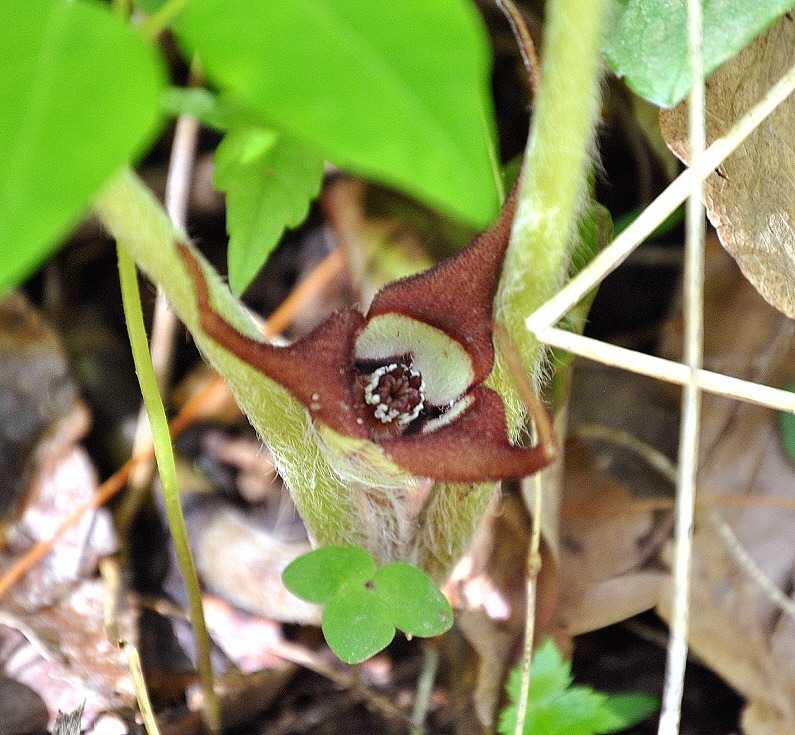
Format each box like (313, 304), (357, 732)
(322, 583), (394, 664)
(527, 638), (573, 698)
(605, 0), (795, 108)
(160, 0), (500, 228)
(374, 562), (453, 637)
(600, 693), (660, 733)
(779, 380), (795, 465)
(498, 639), (659, 735)
(213, 127), (324, 294)
(282, 545), (375, 604)
(0, 0), (164, 293)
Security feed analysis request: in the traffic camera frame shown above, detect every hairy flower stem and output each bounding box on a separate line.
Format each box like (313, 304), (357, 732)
(95, 0), (607, 585)
(495, 3), (608, 734)
(496, 0), (608, 388)
(94, 169), (368, 551)
(417, 0), (608, 582)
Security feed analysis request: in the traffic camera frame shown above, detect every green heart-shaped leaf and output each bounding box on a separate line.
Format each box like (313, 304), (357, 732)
(151, 0), (500, 227)
(282, 545), (375, 604)
(0, 0), (164, 292)
(322, 583), (394, 664)
(375, 562), (453, 637)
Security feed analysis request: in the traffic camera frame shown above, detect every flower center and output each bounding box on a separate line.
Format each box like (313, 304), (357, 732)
(363, 363), (425, 425)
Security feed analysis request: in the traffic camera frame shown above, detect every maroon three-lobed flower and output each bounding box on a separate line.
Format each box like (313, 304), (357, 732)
(177, 188), (556, 483)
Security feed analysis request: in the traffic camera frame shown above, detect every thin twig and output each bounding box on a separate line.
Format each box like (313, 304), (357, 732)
(538, 329), (795, 413)
(514, 471), (543, 735)
(496, 0), (542, 98)
(659, 0), (705, 728)
(123, 640), (163, 735)
(411, 642), (440, 735)
(494, 325), (548, 735)
(102, 527), (163, 735)
(704, 509), (795, 624)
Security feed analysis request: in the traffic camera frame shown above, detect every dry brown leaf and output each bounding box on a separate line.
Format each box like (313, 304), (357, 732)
(558, 438), (667, 634)
(0, 295), (132, 729)
(660, 13), (795, 317)
(551, 357), (680, 636)
(656, 494), (795, 734)
(0, 379), (116, 603)
(0, 292), (80, 528)
(0, 583), (137, 730)
(191, 504), (319, 624)
(656, 243), (795, 734)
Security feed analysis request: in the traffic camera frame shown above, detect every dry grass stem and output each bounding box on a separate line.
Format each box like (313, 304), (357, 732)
(540, 329), (795, 413)
(121, 111), (202, 532)
(658, 0), (706, 727)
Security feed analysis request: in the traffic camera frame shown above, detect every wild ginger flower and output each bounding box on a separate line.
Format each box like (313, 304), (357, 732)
(177, 188), (556, 483)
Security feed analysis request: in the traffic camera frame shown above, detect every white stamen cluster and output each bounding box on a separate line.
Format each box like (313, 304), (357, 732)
(363, 363), (425, 425)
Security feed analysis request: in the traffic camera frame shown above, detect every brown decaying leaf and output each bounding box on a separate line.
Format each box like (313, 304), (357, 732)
(0, 582), (137, 729)
(0, 674), (48, 735)
(0, 295), (132, 730)
(660, 13), (795, 317)
(557, 437), (667, 635)
(192, 504), (319, 624)
(656, 242), (795, 735)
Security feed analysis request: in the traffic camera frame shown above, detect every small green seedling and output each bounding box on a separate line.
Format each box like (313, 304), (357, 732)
(282, 546), (453, 664)
(498, 639), (659, 735)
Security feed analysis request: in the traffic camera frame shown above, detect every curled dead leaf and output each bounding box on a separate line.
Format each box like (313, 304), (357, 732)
(660, 14), (795, 317)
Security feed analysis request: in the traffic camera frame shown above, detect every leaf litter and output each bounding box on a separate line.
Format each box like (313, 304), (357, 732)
(660, 12), (795, 318)
(656, 237), (795, 735)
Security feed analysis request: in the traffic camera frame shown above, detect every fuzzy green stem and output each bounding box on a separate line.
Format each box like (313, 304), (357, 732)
(413, 481), (496, 583)
(95, 169), (366, 551)
(415, 1), (608, 579)
(116, 243), (220, 734)
(496, 0), (608, 381)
